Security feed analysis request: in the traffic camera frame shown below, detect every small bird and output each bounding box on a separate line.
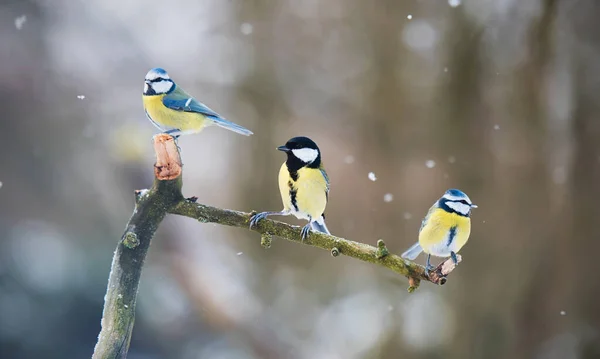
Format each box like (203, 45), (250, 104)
(142, 67), (253, 137)
(401, 189), (477, 271)
(250, 136), (330, 240)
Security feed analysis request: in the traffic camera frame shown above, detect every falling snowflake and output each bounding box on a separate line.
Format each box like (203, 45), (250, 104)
(560, 310), (566, 316)
(237, 252), (243, 256)
(240, 23), (253, 35)
(368, 172), (377, 181)
(384, 193), (394, 203)
(425, 160), (436, 168)
(15, 15), (27, 30)
(403, 212), (412, 220)
(77, 95), (86, 100)
(494, 124), (500, 130)
(344, 155), (355, 164)
(407, 15), (413, 20)
(0, 181), (3, 189)
(448, 156), (456, 164)
(448, 0), (461, 7)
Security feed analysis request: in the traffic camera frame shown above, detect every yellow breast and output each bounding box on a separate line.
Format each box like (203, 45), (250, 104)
(418, 208), (471, 257)
(143, 95), (208, 134)
(278, 163), (328, 220)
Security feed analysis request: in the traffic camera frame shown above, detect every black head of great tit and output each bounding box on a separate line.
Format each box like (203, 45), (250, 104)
(250, 136), (331, 240)
(276, 136), (322, 171)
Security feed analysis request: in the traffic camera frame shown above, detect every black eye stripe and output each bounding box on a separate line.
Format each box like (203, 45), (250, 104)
(445, 199), (470, 206)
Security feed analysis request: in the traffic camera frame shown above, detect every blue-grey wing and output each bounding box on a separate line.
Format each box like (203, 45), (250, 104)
(162, 86), (253, 136)
(162, 86), (222, 118)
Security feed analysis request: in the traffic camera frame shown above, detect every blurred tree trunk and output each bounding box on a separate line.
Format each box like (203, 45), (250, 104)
(517, 1), (600, 358)
(439, 1), (557, 358)
(567, 57), (600, 359)
(355, 1), (417, 245)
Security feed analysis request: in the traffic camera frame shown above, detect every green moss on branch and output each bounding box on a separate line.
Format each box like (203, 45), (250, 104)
(169, 200), (455, 286)
(93, 134), (183, 359)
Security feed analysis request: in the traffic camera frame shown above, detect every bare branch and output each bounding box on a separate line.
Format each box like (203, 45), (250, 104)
(93, 133), (461, 358)
(93, 134), (183, 359)
(168, 201), (458, 288)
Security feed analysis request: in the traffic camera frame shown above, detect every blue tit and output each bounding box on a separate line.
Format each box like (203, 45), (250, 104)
(401, 189), (477, 271)
(250, 136), (330, 240)
(142, 68), (253, 137)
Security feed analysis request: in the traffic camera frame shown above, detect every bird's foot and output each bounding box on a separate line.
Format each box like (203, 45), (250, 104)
(451, 251), (458, 265)
(249, 212), (270, 229)
(300, 224), (311, 241)
(425, 264), (435, 273)
(425, 254), (434, 274)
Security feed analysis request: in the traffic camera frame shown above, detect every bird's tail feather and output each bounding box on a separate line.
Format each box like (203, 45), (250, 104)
(310, 216), (330, 235)
(401, 242), (423, 260)
(208, 115), (253, 136)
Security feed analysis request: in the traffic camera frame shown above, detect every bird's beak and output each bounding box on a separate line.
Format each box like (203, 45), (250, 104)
(277, 145), (289, 152)
(144, 80), (151, 85)
(471, 204), (478, 208)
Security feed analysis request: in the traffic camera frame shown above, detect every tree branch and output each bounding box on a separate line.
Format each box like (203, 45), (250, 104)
(168, 201), (460, 290)
(93, 133), (460, 358)
(93, 134), (183, 359)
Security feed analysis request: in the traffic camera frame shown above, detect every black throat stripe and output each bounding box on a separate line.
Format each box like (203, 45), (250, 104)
(288, 180), (299, 212)
(447, 226), (457, 247)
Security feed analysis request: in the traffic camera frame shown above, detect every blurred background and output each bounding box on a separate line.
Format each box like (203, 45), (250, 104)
(1, 0), (599, 358)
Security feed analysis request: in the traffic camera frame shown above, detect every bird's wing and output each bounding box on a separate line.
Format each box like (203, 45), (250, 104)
(320, 167), (330, 201)
(419, 202), (438, 233)
(162, 86), (253, 136)
(162, 86), (223, 118)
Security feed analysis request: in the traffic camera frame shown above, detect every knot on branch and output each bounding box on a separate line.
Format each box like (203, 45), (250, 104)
(123, 231), (139, 249)
(331, 247), (340, 257)
(423, 254), (462, 286)
(407, 277), (420, 293)
(375, 239), (389, 259)
(260, 233), (272, 249)
(134, 189), (149, 203)
(153, 134), (182, 180)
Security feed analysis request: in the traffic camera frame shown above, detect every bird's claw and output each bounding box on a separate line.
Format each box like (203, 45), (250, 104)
(424, 264), (435, 277)
(451, 251), (458, 265)
(300, 224), (311, 241)
(249, 212), (268, 229)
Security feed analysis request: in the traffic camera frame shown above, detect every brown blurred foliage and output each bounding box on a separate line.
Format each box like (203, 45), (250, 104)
(1, 0), (600, 358)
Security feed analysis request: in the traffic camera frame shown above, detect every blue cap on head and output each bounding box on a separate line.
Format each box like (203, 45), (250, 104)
(443, 188), (477, 207)
(145, 67), (170, 81)
(445, 188), (466, 198)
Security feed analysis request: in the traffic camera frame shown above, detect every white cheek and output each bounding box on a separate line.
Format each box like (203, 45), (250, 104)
(292, 148), (318, 163)
(152, 80), (173, 94)
(446, 201), (470, 215)
(144, 83), (149, 93)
